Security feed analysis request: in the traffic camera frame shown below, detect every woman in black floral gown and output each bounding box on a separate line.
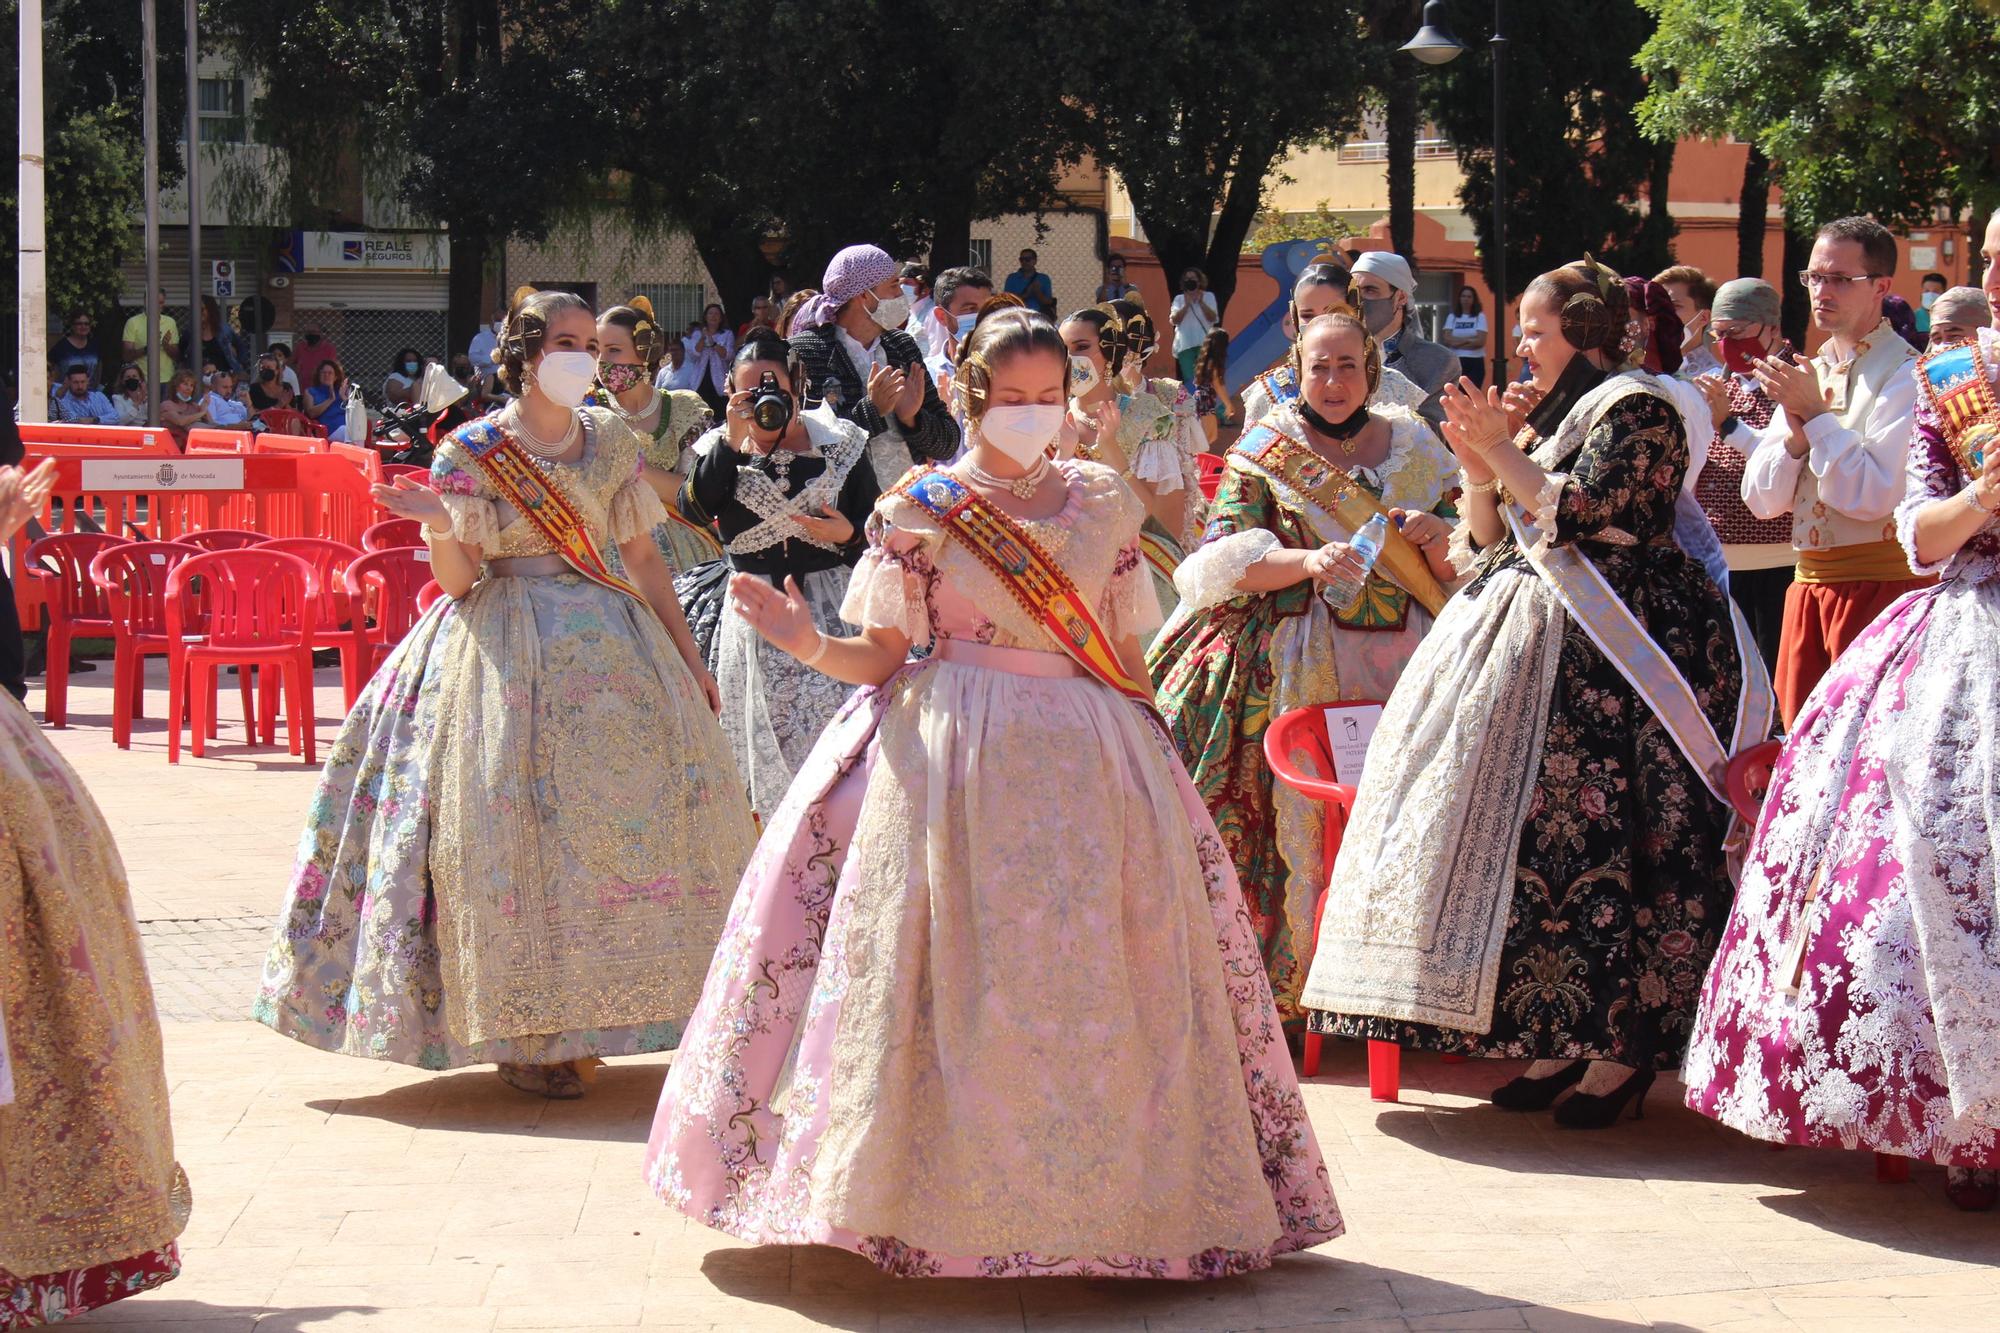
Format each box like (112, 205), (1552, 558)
(1301, 259), (1770, 1128)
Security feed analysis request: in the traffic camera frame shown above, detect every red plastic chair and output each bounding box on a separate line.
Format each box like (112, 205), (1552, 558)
(256, 408), (329, 440)
(416, 579), (448, 614)
(88, 541), (202, 749)
(164, 550), (318, 764)
(1263, 701), (1402, 1096)
(23, 532), (128, 727)
(362, 518), (425, 553)
(181, 528), (268, 552)
(1196, 451), (1228, 500)
(343, 548), (431, 707)
(1724, 739), (1784, 823)
(261, 537), (364, 708)
(380, 464), (432, 487)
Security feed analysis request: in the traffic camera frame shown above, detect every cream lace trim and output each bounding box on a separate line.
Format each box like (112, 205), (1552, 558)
(1174, 528), (1283, 613)
(438, 493), (504, 549)
(609, 475), (671, 546)
(840, 543), (933, 646)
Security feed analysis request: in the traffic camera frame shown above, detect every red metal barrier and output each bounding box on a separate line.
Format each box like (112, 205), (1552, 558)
(11, 452), (378, 628)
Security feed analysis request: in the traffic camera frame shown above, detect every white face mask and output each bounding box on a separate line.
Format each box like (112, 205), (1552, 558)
(868, 292), (912, 330)
(1068, 354), (1102, 397)
(534, 350), (597, 408)
(977, 404), (1066, 466)
(1921, 290), (1941, 310)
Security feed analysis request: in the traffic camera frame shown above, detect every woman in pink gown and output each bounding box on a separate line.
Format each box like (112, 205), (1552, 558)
(643, 308), (1340, 1278)
(1682, 330), (2000, 1211)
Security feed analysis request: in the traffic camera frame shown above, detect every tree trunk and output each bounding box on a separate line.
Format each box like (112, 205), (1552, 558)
(928, 194), (975, 278)
(1737, 147), (1770, 278)
(1203, 137), (1282, 319)
(1385, 54), (1417, 258)
(1780, 222), (1811, 349)
(448, 231), (489, 366)
(692, 221), (778, 325)
(1637, 139), (1676, 275)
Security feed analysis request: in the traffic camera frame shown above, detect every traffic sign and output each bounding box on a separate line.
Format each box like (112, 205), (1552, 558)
(211, 259), (235, 299)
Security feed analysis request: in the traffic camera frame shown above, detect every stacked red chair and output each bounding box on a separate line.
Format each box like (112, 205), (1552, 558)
(361, 517), (425, 553)
(88, 541), (202, 749)
(181, 529), (268, 553)
(24, 532), (127, 728)
(342, 547), (431, 708)
(164, 549), (319, 764)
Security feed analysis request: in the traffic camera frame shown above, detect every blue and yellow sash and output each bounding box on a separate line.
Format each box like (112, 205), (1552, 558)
(1916, 339), (1999, 474)
(1256, 363), (1301, 412)
(455, 418), (646, 603)
(896, 468), (1155, 706)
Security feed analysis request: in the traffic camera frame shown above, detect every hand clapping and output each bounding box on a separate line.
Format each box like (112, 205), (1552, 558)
(1438, 377), (1513, 460)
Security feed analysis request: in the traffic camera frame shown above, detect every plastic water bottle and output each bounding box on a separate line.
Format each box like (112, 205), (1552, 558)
(1320, 511), (1390, 610)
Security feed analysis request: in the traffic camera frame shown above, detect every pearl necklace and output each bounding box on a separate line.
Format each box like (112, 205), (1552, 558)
(606, 388), (661, 427)
(508, 405), (579, 459)
(966, 455), (1051, 500)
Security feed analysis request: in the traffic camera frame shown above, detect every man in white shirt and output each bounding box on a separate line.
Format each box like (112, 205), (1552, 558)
(1741, 216), (1927, 722)
(204, 371), (253, 429)
(920, 266), (995, 397)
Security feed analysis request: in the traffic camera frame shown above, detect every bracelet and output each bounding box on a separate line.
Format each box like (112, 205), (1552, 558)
(1962, 485), (2000, 515)
(1462, 477), (1502, 496)
(800, 632), (831, 668)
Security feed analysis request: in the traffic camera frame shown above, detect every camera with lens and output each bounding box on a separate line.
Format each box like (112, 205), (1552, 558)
(750, 371), (793, 433)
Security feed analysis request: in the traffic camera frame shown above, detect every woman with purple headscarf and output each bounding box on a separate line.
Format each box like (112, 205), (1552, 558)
(788, 244), (960, 485)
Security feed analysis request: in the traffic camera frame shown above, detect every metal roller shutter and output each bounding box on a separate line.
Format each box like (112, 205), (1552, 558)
(287, 273), (449, 312)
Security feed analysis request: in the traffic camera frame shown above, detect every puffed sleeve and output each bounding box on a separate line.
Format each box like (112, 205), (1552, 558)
(609, 449), (672, 544)
(1896, 398), (1985, 576)
(1102, 538), (1165, 638)
(1530, 391), (1685, 550)
(1172, 463), (1285, 612)
(428, 438), (504, 548)
(1128, 381), (1201, 496)
(838, 490), (943, 646)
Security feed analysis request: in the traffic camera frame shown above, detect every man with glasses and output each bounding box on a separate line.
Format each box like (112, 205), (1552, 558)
(1742, 215), (1926, 722)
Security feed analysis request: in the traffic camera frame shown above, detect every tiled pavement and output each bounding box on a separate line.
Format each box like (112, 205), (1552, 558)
(28, 658), (2000, 1331)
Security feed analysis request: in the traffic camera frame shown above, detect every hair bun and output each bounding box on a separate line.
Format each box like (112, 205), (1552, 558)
(628, 294), (656, 319)
(509, 284), (539, 312)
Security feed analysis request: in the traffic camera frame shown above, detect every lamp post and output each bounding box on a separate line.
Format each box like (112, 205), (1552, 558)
(1403, 0), (1508, 384)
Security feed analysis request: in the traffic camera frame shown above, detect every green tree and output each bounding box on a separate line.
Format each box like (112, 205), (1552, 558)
(1067, 1), (1376, 318)
(1636, 0), (2000, 232)
(1, 0), (184, 375)
(207, 0), (610, 355)
(596, 0), (1084, 316)
(1414, 1), (1671, 300)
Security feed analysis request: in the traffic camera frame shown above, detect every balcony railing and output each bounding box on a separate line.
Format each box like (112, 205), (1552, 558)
(1336, 138), (1456, 164)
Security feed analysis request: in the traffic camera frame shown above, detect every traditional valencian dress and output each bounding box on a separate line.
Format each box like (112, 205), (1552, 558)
(584, 384), (720, 573)
(1302, 369), (1775, 1069)
(253, 407), (757, 1069)
(1147, 399), (1457, 1025)
(2, 697), (189, 1327)
(1074, 376), (1210, 632)
(683, 406), (878, 819)
(1682, 330), (2000, 1172)
(645, 460), (1341, 1277)
(1240, 359), (1429, 430)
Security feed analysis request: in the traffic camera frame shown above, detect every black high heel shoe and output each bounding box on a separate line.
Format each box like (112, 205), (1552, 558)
(1490, 1060), (1587, 1111)
(1552, 1065), (1657, 1129)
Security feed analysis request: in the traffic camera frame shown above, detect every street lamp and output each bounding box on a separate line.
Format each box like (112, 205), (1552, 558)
(1403, 1), (1509, 383)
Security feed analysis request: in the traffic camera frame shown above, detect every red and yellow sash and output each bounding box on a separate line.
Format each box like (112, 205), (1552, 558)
(896, 468), (1155, 706)
(1136, 528), (1182, 582)
(455, 418), (646, 602)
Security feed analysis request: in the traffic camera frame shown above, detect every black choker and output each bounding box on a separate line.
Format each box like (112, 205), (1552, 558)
(1300, 400), (1370, 440)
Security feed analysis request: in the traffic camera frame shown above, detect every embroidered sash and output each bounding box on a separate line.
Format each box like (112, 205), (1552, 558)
(1230, 424), (1450, 616)
(1500, 500), (1775, 805)
(455, 418), (646, 603)
(1916, 339), (2000, 474)
(1137, 528), (1182, 582)
(895, 469), (1155, 705)
(1256, 364), (1301, 411)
